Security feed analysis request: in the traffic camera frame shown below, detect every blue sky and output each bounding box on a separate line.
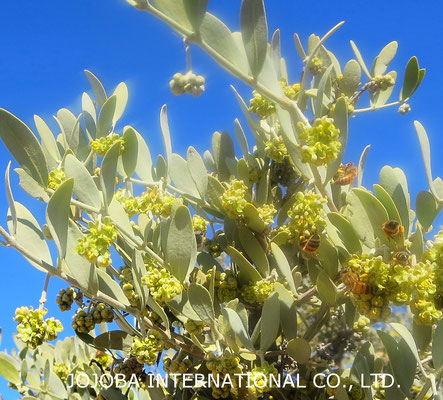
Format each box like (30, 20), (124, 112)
(0, 0), (442, 398)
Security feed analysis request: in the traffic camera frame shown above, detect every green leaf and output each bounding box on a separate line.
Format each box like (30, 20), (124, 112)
(46, 178), (74, 259)
(243, 203), (266, 233)
(132, 128), (155, 182)
(8, 202), (52, 273)
(132, 249), (147, 306)
(410, 224), (424, 261)
(187, 146), (208, 198)
(379, 166), (410, 235)
(226, 246), (262, 285)
(433, 319), (443, 370)
(121, 126), (138, 177)
(85, 70), (107, 106)
(188, 283), (215, 324)
(351, 342), (374, 400)
(166, 206), (197, 282)
(183, 0), (208, 32)
(274, 283), (297, 340)
(327, 213), (362, 254)
(97, 269), (130, 307)
(270, 29), (281, 77)
(82, 92), (97, 139)
(222, 308), (254, 350)
(0, 108), (48, 187)
(314, 64), (333, 118)
(339, 60), (361, 97)
(5, 162), (17, 235)
(212, 131), (235, 182)
(160, 104), (172, 164)
(206, 174), (225, 211)
(316, 270), (337, 306)
(260, 292), (280, 352)
(350, 40), (371, 78)
(372, 41), (398, 76)
(414, 121), (438, 199)
(373, 184), (402, 223)
(327, 96), (348, 182)
(234, 119), (249, 157)
(390, 323), (423, 368)
(270, 242), (297, 295)
(100, 141), (121, 207)
(400, 57), (420, 101)
(239, 227), (269, 277)
(357, 144), (370, 187)
(378, 330), (416, 395)
(416, 191), (439, 232)
(287, 338), (311, 364)
(14, 168), (49, 201)
(93, 331), (132, 351)
(64, 154), (102, 210)
(412, 321), (432, 352)
(0, 353), (20, 384)
(169, 153), (200, 198)
(34, 115), (61, 167)
(317, 238), (339, 278)
(96, 95), (117, 138)
(112, 82), (128, 126)
(240, 0), (268, 77)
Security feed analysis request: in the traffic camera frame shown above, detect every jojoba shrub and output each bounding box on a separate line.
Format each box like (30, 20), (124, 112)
(0, 1), (442, 399)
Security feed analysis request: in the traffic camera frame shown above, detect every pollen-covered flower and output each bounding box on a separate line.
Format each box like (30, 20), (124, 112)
(141, 263), (183, 304)
(257, 204), (277, 226)
(184, 319), (206, 335)
(369, 74), (395, 92)
(90, 133), (125, 156)
(138, 186), (175, 218)
(247, 362), (278, 396)
(241, 279), (275, 304)
(208, 269), (239, 303)
(287, 191), (327, 237)
(308, 56), (327, 76)
(14, 307), (63, 349)
(192, 215), (209, 233)
(221, 179), (248, 219)
(130, 330), (168, 365)
(48, 168), (66, 191)
(265, 136), (289, 163)
(298, 117), (341, 166)
(206, 352), (243, 399)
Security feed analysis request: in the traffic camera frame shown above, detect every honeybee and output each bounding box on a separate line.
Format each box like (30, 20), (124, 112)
(195, 231), (205, 249)
(334, 162), (358, 186)
(341, 269), (375, 295)
(299, 233), (321, 253)
(392, 251), (410, 266)
(382, 220), (404, 238)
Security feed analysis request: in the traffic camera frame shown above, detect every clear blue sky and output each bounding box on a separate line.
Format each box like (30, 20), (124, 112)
(0, 1), (442, 398)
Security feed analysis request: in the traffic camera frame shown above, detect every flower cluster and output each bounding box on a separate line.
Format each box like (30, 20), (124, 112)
(221, 179), (248, 219)
(249, 78), (300, 119)
(241, 279), (275, 304)
(95, 350), (112, 369)
(206, 352), (243, 399)
(113, 356), (144, 380)
(48, 168), (66, 191)
(298, 117), (341, 166)
(184, 319), (206, 335)
(248, 362), (278, 396)
(75, 217), (117, 267)
(90, 133), (125, 156)
(192, 214), (209, 233)
(56, 287), (76, 311)
(287, 191), (327, 237)
(130, 330), (168, 365)
(71, 303), (114, 333)
(14, 307), (63, 349)
(141, 262), (183, 304)
(208, 269), (239, 303)
(169, 72), (205, 97)
(204, 238), (223, 258)
(398, 103), (411, 115)
(368, 74), (395, 92)
(308, 56), (327, 76)
(329, 95), (355, 116)
(54, 363), (70, 383)
(265, 136), (288, 163)
(257, 203), (277, 226)
(118, 265), (141, 307)
(163, 356), (193, 374)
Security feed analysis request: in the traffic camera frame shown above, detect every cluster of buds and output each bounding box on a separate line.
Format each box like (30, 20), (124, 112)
(308, 56), (327, 76)
(270, 158), (298, 187)
(241, 278), (275, 304)
(287, 191), (327, 238)
(353, 316), (371, 333)
(72, 303), (114, 333)
(258, 204), (277, 226)
(113, 356), (144, 380)
(141, 261), (183, 304)
(75, 217), (117, 267)
(367, 74), (395, 93)
(329, 95), (355, 116)
(221, 179), (248, 219)
(204, 238), (223, 258)
(130, 330), (168, 365)
(95, 350), (113, 369)
(169, 72), (205, 97)
(398, 103), (411, 115)
(14, 307), (63, 349)
(184, 319), (206, 335)
(54, 363), (70, 383)
(298, 117), (341, 166)
(114, 189), (140, 217)
(207, 269), (239, 303)
(247, 362), (278, 396)
(326, 376), (363, 400)
(48, 168), (66, 191)
(90, 133), (125, 156)
(163, 356), (193, 374)
(192, 214), (209, 233)
(56, 287), (77, 311)
(118, 265), (141, 308)
(265, 136), (289, 163)
(249, 78), (300, 119)
(206, 352), (243, 399)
